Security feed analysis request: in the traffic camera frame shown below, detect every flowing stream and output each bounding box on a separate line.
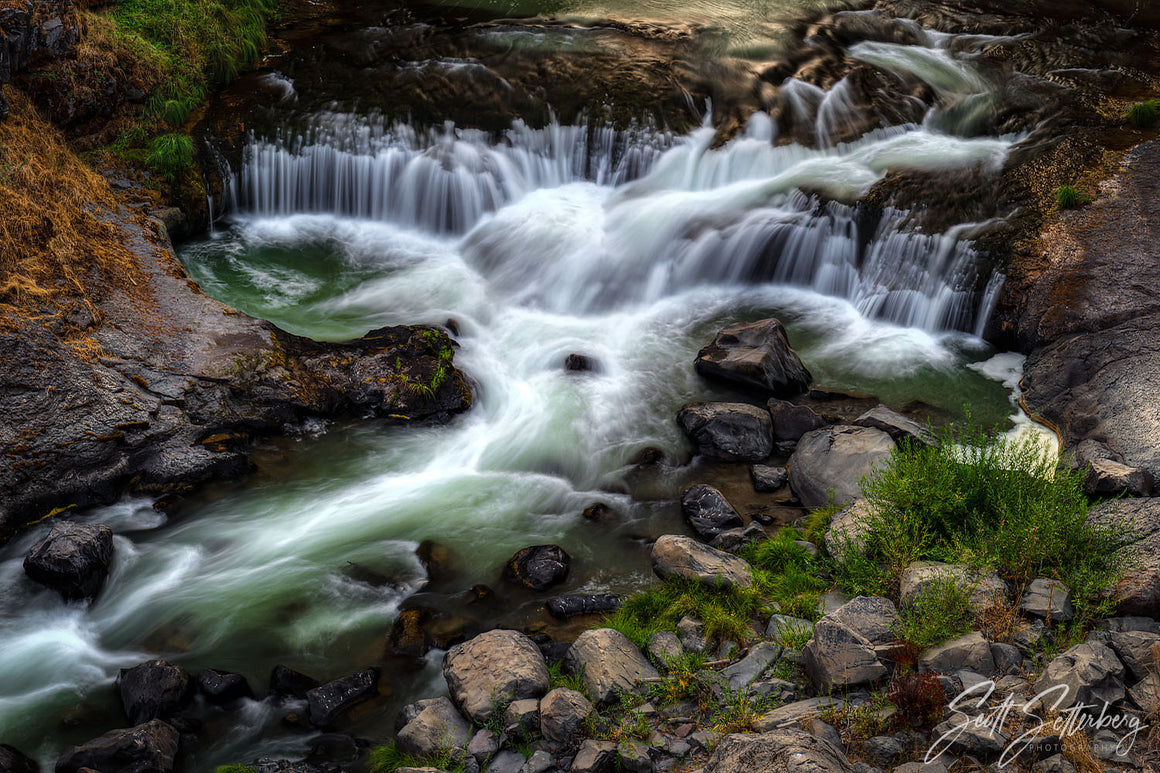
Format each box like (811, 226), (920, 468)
(0, 3), (1058, 767)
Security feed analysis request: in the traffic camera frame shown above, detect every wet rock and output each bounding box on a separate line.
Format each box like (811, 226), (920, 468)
(1020, 579), (1074, 623)
(198, 668), (252, 705)
(1084, 459), (1152, 498)
(571, 740), (617, 773)
(396, 696), (471, 758)
(118, 660), (194, 725)
(0, 746), (37, 773)
(504, 545), (570, 592)
(708, 523), (766, 554)
(389, 606), (470, 658)
(444, 630), (550, 722)
(680, 484), (743, 541)
(540, 687), (593, 745)
(767, 399), (827, 443)
(416, 540), (460, 584)
(1034, 641), (1124, 710)
(694, 319), (812, 397)
(651, 534), (754, 589)
(828, 596), (899, 646)
(1087, 499), (1160, 616)
(788, 426), (895, 508)
(803, 617), (887, 691)
(565, 629), (658, 706)
(677, 402), (773, 462)
(55, 720), (179, 773)
(564, 353), (600, 373)
(581, 503), (617, 524)
(704, 728), (853, 773)
(750, 464), (788, 492)
(919, 632), (995, 675)
(546, 595), (624, 619)
(899, 562), (1005, 615)
(306, 668), (380, 727)
(824, 499), (874, 562)
(853, 405), (934, 446)
(23, 521), (114, 601)
(269, 665), (320, 699)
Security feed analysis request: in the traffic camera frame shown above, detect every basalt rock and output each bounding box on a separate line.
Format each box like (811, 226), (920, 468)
(198, 668), (253, 705)
(680, 484), (743, 541)
(23, 521), (114, 601)
(1035, 641), (1125, 710)
(118, 660), (195, 725)
(269, 665), (320, 699)
(677, 402), (774, 462)
(694, 319), (812, 397)
(504, 545), (570, 591)
(55, 720), (180, 773)
(306, 668), (380, 727)
(545, 594), (624, 619)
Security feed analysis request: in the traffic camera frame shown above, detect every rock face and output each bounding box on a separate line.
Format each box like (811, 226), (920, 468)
(802, 616), (887, 691)
(23, 521), (114, 601)
(55, 720), (179, 773)
(788, 426), (896, 508)
(565, 629), (658, 706)
(539, 687), (593, 745)
(1085, 459), (1153, 498)
(704, 728), (853, 773)
(504, 545), (570, 591)
(680, 484), (744, 541)
(1087, 499), (1160, 616)
(1034, 641), (1125, 709)
(118, 660), (194, 725)
(694, 319), (812, 397)
(306, 668), (380, 727)
(444, 630), (550, 722)
(396, 696), (471, 757)
(677, 403), (773, 462)
(0, 0), (82, 120)
(651, 535), (754, 589)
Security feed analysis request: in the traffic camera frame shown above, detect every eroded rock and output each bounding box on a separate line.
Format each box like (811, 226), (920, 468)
(677, 403), (773, 462)
(651, 534), (754, 589)
(694, 319), (812, 397)
(23, 521), (114, 601)
(444, 630), (550, 722)
(680, 484), (743, 541)
(789, 426), (895, 508)
(56, 720), (179, 773)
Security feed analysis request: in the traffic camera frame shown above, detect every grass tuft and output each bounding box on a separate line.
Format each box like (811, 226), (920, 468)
(147, 133), (195, 182)
(895, 576), (974, 649)
(1126, 98), (1160, 129)
(1055, 184), (1091, 210)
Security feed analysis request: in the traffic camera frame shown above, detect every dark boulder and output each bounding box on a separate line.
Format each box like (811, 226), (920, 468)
(680, 484), (743, 541)
(565, 353), (600, 373)
(504, 545), (570, 591)
(23, 521), (114, 601)
(546, 595), (625, 619)
(694, 319), (811, 397)
(416, 540), (460, 584)
(55, 720), (179, 773)
(767, 399), (827, 443)
(269, 665), (320, 699)
(306, 668), (380, 727)
(677, 402), (773, 462)
(0, 746), (38, 773)
(387, 606), (470, 657)
(197, 668), (253, 705)
(118, 660), (194, 725)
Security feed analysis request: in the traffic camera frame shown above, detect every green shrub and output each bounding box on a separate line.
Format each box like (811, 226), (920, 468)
(895, 576), (974, 648)
(147, 133), (194, 182)
(832, 425), (1131, 629)
(1126, 98), (1160, 129)
(1055, 185), (1091, 210)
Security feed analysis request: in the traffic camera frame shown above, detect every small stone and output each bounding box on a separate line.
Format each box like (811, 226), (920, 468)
(750, 464), (788, 492)
(1020, 579), (1074, 623)
(803, 617), (887, 690)
(861, 735), (903, 767)
(197, 668), (252, 705)
(504, 698), (541, 738)
(565, 353), (600, 373)
(521, 750), (554, 773)
(504, 545), (570, 591)
(719, 643), (782, 692)
(269, 665), (319, 699)
(618, 740), (653, 773)
(990, 643), (1023, 676)
(467, 728), (499, 763)
(677, 617), (710, 654)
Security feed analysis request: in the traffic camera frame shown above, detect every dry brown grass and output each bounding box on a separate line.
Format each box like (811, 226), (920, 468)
(0, 90), (148, 330)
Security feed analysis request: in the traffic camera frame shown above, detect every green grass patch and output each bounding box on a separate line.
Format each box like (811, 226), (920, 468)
(1055, 184), (1091, 210)
(368, 741), (466, 773)
(146, 133), (194, 182)
(895, 576), (974, 649)
(1126, 98), (1160, 129)
(548, 659), (587, 695)
(831, 424), (1131, 630)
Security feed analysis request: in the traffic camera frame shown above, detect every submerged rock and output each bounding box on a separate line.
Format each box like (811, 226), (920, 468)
(118, 660), (194, 725)
(306, 668), (380, 727)
(56, 720), (179, 773)
(443, 630), (550, 723)
(677, 402), (774, 462)
(680, 484), (743, 541)
(788, 426), (895, 508)
(564, 353), (600, 373)
(694, 319), (812, 397)
(504, 545), (570, 591)
(23, 521), (114, 601)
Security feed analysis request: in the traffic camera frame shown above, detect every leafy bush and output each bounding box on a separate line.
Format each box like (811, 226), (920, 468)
(832, 425), (1130, 629)
(895, 576), (974, 649)
(1126, 98), (1160, 129)
(146, 133), (194, 182)
(1055, 185), (1091, 210)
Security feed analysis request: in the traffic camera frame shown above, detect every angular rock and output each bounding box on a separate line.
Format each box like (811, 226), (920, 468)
(444, 630), (550, 723)
(679, 485), (744, 541)
(828, 596), (899, 646)
(1088, 499), (1160, 616)
(118, 660), (194, 725)
(919, 632), (995, 675)
(930, 717), (1009, 756)
(540, 687), (593, 745)
(269, 665), (320, 699)
(23, 521), (114, 601)
(397, 695), (471, 757)
(694, 319), (812, 397)
(504, 698), (541, 738)
(1084, 458), (1152, 498)
(899, 562), (1005, 615)
(565, 629), (658, 706)
(1104, 630), (1160, 681)
(720, 643), (782, 692)
(521, 750), (554, 773)
(571, 740), (617, 773)
(824, 499), (875, 562)
(677, 616), (710, 654)
(1020, 579), (1074, 623)
(646, 631), (683, 666)
(803, 617), (887, 691)
(704, 728), (853, 773)
(55, 720), (179, 773)
(1034, 641), (1125, 710)
(306, 668), (379, 727)
(990, 643), (1024, 676)
(504, 545), (570, 592)
(546, 594), (624, 619)
(651, 534), (754, 589)
(466, 729), (499, 763)
(861, 735), (903, 767)
(197, 668), (252, 705)
(619, 741), (652, 773)
(854, 405), (934, 446)
(767, 399), (827, 443)
(677, 403), (773, 462)
(488, 751), (526, 773)
(789, 426), (895, 508)
(709, 523), (766, 554)
(750, 464), (788, 492)
(0, 746), (37, 773)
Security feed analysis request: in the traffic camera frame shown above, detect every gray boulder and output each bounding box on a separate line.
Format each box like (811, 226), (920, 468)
(704, 728), (853, 773)
(767, 399), (827, 443)
(694, 319), (812, 397)
(651, 535), (754, 589)
(803, 617), (887, 691)
(1020, 579), (1074, 623)
(828, 596), (899, 646)
(444, 630), (550, 722)
(396, 696), (471, 758)
(565, 629), (658, 706)
(750, 464), (788, 492)
(539, 688), (592, 745)
(677, 403), (773, 462)
(570, 739), (617, 773)
(307, 668), (379, 727)
(680, 484), (744, 541)
(55, 720), (179, 773)
(789, 426), (895, 508)
(1101, 630), (1160, 681)
(918, 632), (995, 675)
(1088, 499), (1160, 616)
(23, 521), (114, 601)
(854, 405), (934, 446)
(899, 562), (1005, 615)
(1034, 641), (1125, 709)
(824, 499), (875, 562)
